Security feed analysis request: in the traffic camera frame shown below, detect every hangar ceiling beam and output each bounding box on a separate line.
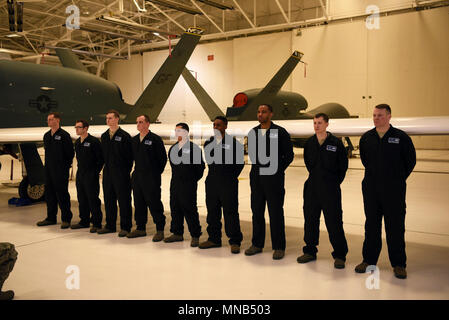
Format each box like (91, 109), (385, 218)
(232, 0), (256, 29)
(274, 0), (290, 23)
(49, 0), (121, 48)
(0, 48), (35, 56)
(57, 37), (117, 50)
(101, 39), (136, 65)
(23, 34), (38, 54)
(147, 1), (186, 31)
(130, 16), (327, 52)
(36, 0), (69, 29)
(26, 24), (63, 34)
(13, 54), (99, 66)
(85, 32), (100, 63)
(318, 0), (329, 21)
(191, 0), (224, 33)
(253, 0), (256, 26)
(5, 38), (32, 52)
(23, 7), (66, 21)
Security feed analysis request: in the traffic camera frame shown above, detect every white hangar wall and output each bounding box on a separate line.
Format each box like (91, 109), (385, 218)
(107, 6), (449, 149)
(293, 5), (449, 148)
(106, 54), (143, 108)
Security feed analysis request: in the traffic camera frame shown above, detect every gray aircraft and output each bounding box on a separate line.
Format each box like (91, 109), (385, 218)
(0, 27), (203, 202)
(181, 51), (355, 150)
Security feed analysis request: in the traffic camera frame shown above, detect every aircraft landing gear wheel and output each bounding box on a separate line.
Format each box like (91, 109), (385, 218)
(19, 177), (45, 202)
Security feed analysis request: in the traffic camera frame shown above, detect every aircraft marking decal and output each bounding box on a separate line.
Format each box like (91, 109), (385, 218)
(29, 95), (58, 113)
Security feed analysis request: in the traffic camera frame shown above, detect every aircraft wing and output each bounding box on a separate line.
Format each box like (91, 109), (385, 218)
(275, 116), (449, 137)
(0, 116), (448, 144)
(225, 116), (449, 137)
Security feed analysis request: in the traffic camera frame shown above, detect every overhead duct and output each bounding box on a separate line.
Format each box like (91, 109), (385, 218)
(196, 0), (234, 10)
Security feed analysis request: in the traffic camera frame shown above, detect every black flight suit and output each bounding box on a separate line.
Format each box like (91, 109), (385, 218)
(168, 141), (205, 238)
(131, 131), (167, 232)
(248, 122), (294, 250)
(302, 132), (349, 260)
(101, 127), (133, 232)
(43, 127), (74, 223)
(203, 134), (244, 246)
(360, 125), (416, 268)
(75, 134), (104, 228)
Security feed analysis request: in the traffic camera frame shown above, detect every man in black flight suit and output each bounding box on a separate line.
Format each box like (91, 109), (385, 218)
(297, 113), (349, 269)
(164, 123), (205, 247)
(127, 114), (167, 242)
(98, 110), (133, 237)
(71, 119), (104, 233)
(245, 104), (294, 260)
(355, 104), (416, 279)
(37, 112), (74, 229)
(199, 116), (244, 254)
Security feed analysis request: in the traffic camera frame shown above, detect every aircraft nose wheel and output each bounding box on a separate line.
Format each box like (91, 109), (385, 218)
(18, 177), (45, 202)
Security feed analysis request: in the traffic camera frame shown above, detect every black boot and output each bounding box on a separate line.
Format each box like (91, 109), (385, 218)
(0, 290), (14, 300)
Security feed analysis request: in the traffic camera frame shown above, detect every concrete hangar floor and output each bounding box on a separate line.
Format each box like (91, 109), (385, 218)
(0, 148), (448, 300)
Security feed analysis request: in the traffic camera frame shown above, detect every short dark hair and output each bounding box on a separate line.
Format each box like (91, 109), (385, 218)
(106, 109), (120, 118)
(76, 119), (89, 128)
(259, 104), (273, 113)
(314, 112), (329, 123)
(375, 104), (391, 114)
(214, 116), (228, 126)
(48, 112), (61, 120)
(137, 114), (150, 123)
(176, 122), (189, 132)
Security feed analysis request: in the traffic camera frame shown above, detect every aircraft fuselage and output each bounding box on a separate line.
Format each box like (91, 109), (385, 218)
(0, 60), (131, 128)
(226, 89), (308, 121)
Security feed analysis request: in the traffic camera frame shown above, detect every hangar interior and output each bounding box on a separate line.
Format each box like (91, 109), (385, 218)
(0, 0), (448, 300)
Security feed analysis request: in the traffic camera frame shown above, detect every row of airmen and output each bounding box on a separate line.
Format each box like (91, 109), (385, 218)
(35, 103), (415, 279)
